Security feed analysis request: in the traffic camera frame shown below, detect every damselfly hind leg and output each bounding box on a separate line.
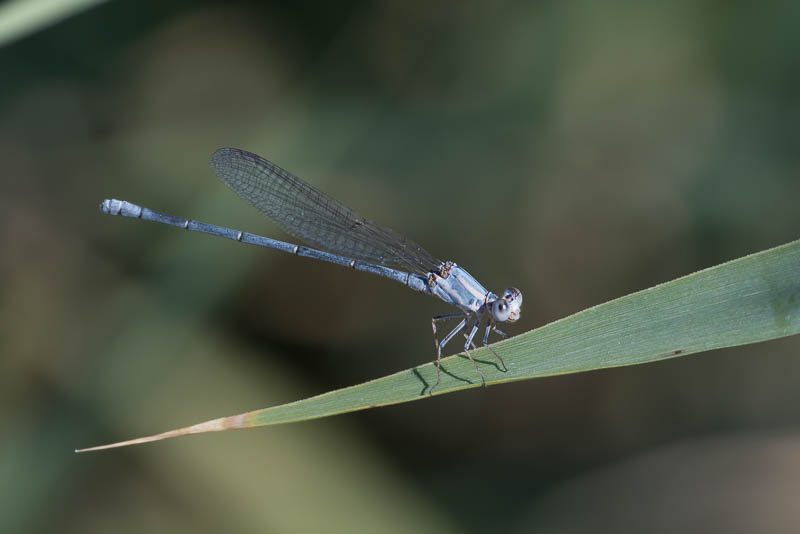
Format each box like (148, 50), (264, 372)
(430, 313), (467, 393)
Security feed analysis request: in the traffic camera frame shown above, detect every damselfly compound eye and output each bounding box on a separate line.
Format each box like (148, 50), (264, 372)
(492, 298), (511, 322)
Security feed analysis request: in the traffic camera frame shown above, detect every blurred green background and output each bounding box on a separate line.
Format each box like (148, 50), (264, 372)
(2, 0), (800, 532)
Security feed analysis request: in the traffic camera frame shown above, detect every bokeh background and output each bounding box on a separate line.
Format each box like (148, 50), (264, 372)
(2, 1), (800, 532)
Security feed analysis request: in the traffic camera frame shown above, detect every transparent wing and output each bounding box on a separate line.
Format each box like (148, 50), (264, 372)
(210, 148), (441, 275)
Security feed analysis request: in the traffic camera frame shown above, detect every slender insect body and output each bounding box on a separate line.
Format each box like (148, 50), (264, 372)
(100, 148), (523, 393)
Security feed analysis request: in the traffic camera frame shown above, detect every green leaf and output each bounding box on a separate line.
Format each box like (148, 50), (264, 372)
(77, 238), (800, 452)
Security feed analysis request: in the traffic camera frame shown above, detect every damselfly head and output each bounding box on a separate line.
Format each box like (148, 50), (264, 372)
(491, 287), (523, 323)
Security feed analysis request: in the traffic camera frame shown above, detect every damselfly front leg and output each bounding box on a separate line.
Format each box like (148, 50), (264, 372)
(482, 319), (507, 372)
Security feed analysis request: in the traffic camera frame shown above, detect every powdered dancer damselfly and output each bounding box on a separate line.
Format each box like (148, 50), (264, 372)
(100, 148), (522, 390)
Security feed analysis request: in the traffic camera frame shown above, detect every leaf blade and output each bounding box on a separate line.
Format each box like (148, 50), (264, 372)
(77, 238), (800, 452)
